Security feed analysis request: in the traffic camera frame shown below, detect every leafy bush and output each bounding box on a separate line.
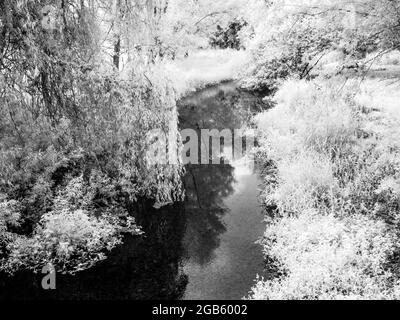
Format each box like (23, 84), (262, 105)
(252, 78), (400, 300)
(0, 171), (144, 274)
(2, 210), (138, 275)
(210, 20), (247, 50)
(250, 211), (399, 300)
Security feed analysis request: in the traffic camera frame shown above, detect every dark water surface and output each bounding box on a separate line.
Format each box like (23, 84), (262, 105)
(0, 82), (268, 300)
(178, 82), (267, 300)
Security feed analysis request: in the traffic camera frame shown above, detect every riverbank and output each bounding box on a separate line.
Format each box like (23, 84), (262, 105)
(160, 49), (250, 98)
(249, 73), (400, 299)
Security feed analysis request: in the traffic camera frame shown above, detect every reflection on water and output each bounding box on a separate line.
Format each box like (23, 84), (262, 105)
(184, 165), (233, 266)
(179, 81), (268, 300)
(0, 81), (268, 300)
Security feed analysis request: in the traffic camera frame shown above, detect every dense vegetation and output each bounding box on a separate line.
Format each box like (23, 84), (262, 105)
(0, 0), (184, 274)
(250, 78), (400, 299)
(243, 0), (400, 300)
(236, 0), (398, 90)
(2, 0), (400, 301)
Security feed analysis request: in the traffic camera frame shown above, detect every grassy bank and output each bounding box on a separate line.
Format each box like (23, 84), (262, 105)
(161, 49), (250, 98)
(249, 75), (400, 299)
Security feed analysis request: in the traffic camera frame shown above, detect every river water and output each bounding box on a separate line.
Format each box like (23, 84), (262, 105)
(0, 81), (268, 300)
(178, 82), (267, 300)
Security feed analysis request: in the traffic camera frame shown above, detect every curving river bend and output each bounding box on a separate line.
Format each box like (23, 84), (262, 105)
(0, 81), (268, 300)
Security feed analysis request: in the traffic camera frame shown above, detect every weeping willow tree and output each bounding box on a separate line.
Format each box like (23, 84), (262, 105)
(90, 0), (171, 70)
(0, 0), (183, 274)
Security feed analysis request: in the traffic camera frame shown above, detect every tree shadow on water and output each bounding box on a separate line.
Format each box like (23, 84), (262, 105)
(183, 164), (236, 266)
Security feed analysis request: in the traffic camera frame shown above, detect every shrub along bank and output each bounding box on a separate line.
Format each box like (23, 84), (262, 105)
(249, 77), (400, 299)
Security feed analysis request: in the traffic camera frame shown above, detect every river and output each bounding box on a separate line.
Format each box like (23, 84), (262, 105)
(0, 81), (268, 300)
(178, 81), (267, 300)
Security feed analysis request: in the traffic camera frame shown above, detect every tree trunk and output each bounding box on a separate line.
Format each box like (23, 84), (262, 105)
(113, 36), (121, 70)
(113, 0), (122, 70)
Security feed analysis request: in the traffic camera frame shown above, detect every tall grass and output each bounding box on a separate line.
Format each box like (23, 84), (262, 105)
(250, 77), (400, 300)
